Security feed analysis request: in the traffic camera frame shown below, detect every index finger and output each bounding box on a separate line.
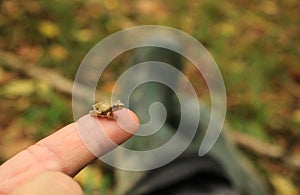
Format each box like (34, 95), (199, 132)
(0, 109), (139, 194)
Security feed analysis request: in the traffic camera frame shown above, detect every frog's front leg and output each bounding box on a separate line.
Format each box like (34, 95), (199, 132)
(92, 105), (97, 111)
(89, 110), (98, 116)
(89, 105), (98, 116)
(106, 112), (116, 119)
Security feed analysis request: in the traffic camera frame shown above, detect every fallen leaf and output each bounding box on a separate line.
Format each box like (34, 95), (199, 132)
(0, 79), (50, 98)
(74, 165), (103, 188)
(0, 79), (36, 97)
(104, 0), (118, 10)
(38, 21), (60, 38)
(135, 0), (169, 19)
(269, 174), (297, 195)
(74, 29), (96, 42)
(0, 68), (15, 85)
(261, 1), (279, 15)
(292, 109), (300, 123)
(17, 45), (43, 62)
(49, 44), (68, 60)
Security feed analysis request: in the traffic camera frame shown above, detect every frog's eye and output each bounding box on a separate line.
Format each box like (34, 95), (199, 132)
(118, 103), (125, 107)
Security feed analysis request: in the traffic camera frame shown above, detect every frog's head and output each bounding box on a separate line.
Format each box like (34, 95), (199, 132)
(112, 100), (125, 111)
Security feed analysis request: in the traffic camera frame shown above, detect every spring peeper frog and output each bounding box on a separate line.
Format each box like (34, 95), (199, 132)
(89, 100), (125, 119)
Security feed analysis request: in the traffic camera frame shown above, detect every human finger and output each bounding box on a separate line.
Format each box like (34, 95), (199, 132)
(0, 109), (139, 194)
(11, 171), (84, 195)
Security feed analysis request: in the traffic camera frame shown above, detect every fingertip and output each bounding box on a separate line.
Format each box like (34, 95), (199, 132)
(129, 109), (140, 126)
(113, 108), (140, 135)
(76, 108), (139, 157)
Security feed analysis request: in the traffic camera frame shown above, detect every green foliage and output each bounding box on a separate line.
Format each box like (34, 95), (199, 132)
(21, 91), (72, 139)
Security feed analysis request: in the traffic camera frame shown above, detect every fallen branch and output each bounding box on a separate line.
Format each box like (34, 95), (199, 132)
(228, 130), (300, 170)
(0, 51), (106, 99)
(228, 130), (283, 158)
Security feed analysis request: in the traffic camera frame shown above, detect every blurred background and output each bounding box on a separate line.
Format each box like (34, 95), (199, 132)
(0, 0), (299, 194)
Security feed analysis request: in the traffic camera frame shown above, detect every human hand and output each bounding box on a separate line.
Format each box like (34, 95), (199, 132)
(0, 109), (139, 194)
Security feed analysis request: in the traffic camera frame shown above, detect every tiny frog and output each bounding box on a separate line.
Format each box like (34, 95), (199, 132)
(89, 100), (125, 119)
